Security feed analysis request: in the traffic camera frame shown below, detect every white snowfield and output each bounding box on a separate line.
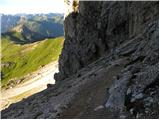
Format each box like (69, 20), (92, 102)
(1, 62), (58, 110)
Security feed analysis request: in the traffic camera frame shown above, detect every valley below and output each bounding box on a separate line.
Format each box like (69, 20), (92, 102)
(1, 1), (158, 119)
(1, 61), (58, 110)
(1, 13), (64, 112)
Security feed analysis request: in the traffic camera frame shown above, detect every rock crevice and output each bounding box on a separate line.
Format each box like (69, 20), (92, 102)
(1, 1), (159, 119)
(55, 1), (158, 82)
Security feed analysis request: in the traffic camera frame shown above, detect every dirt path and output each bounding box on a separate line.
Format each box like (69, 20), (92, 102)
(60, 58), (129, 119)
(1, 62), (58, 110)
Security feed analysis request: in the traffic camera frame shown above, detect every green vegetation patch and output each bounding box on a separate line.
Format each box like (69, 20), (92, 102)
(1, 36), (64, 88)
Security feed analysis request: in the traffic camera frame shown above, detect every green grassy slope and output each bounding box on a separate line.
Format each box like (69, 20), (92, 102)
(1, 36), (64, 87)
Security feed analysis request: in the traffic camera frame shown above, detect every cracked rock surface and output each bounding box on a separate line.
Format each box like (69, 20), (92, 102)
(1, 1), (159, 119)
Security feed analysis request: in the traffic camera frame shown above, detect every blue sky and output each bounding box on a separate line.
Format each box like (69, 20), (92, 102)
(0, 0), (65, 14)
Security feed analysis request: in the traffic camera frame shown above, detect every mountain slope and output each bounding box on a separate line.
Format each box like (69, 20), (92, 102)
(1, 14), (64, 43)
(1, 36), (64, 88)
(1, 15), (20, 33)
(1, 1), (159, 119)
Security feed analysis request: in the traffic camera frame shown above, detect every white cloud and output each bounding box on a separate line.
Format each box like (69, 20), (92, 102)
(0, 0), (65, 14)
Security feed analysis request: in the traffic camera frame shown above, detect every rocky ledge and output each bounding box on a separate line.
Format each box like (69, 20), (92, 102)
(1, 1), (159, 119)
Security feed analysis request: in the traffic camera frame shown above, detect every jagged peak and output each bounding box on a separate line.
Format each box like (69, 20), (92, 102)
(11, 24), (27, 33)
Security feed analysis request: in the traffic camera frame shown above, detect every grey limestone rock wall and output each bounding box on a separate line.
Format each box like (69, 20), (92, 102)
(1, 1), (159, 119)
(55, 1), (158, 81)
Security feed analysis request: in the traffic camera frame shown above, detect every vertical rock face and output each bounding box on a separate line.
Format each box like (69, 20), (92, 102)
(55, 1), (158, 81)
(1, 1), (159, 119)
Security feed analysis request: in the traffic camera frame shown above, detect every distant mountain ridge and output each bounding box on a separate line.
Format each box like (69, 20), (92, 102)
(1, 13), (64, 43)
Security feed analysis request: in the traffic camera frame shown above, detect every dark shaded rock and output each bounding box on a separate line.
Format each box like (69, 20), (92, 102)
(56, 1), (159, 82)
(105, 20), (159, 118)
(105, 72), (132, 111)
(1, 1), (159, 119)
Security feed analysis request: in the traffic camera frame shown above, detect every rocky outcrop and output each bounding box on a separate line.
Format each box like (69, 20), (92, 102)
(55, 1), (158, 81)
(1, 1), (159, 119)
(104, 20), (159, 118)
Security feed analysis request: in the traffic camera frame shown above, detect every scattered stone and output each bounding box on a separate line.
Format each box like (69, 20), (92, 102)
(145, 108), (150, 114)
(129, 108), (135, 115)
(136, 113), (143, 119)
(134, 93), (144, 100)
(105, 72), (132, 111)
(94, 105), (104, 111)
(126, 87), (132, 95)
(144, 97), (154, 103)
(1, 1), (158, 119)
(120, 114), (126, 119)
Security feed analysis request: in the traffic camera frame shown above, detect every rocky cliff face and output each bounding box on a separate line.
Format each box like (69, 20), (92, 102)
(55, 1), (158, 81)
(2, 1), (159, 119)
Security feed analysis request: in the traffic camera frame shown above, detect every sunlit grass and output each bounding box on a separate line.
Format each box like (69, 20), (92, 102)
(1, 36), (64, 88)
